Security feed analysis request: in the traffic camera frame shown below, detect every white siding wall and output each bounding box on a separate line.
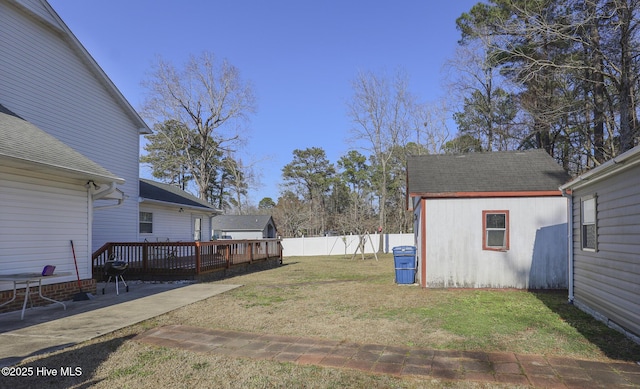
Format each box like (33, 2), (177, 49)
(571, 166), (640, 337)
(139, 204), (211, 242)
(0, 1), (142, 251)
(0, 168), (87, 291)
(424, 196), (568, 289)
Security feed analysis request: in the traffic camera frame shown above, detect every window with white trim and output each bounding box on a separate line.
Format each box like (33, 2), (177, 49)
(581, 196), (597, 250)
(140, 212), (153, 234)
(483, 210), (509, 251)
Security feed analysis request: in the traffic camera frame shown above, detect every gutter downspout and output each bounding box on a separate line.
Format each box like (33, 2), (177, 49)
(90, 181), (125, 210)
(561, 188), (574, 304)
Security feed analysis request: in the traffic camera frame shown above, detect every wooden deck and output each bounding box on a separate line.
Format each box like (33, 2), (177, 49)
(93, 239), (282, 280)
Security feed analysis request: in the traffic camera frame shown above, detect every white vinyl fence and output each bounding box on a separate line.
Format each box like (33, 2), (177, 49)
(281, 233), (415, 257)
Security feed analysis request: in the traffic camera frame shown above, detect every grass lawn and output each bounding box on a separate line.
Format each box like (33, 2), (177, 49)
(12, 254), (640, 388)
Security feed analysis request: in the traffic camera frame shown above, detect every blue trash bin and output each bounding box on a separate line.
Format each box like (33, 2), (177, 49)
(393, 246), (416, 284)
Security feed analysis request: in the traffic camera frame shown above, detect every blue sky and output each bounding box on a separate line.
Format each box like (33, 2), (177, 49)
(49, 0), (479, 203)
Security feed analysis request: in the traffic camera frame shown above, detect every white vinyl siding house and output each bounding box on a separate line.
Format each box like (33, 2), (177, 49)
(138, 179), (219, 242)
(0, 0), (148, 250)
(560, 145), (640, 340)
(408, 150), (571, 289)
(0, 0), (149, 302)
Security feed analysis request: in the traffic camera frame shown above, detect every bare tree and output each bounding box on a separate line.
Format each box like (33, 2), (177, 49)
(410, 101), (452, 154)
(272, 191), (314, 237)
(224, 153), (264, 215)
(347, 69), (414, 252)
(141, 51), (256, 201)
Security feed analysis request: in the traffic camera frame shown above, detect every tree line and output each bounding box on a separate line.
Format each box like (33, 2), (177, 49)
(451, 0), (640, 171)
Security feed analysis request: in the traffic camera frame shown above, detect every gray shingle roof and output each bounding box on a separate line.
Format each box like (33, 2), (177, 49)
(407, 150), (571, 195)
(211, 215), (274, 231)
(139, 179), (218, 211)
(0, 104), (124, 184)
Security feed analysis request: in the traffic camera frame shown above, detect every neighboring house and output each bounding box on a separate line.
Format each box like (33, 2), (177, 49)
(560, 145), (640, 340)
(407, 150), (570, 289)
(139, 179), (220, 242)
(0, 0), (149, 304)
(211, 215), (278, 240)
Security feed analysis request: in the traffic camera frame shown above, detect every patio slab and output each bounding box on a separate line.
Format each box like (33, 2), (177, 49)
(0, 282), (241, 367)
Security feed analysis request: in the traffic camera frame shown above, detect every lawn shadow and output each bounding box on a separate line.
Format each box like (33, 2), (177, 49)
(532, 290), (640, 361)
(0, 334), (135, 389)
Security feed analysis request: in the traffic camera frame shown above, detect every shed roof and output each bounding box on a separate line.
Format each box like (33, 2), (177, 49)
(0, 104), (124, 184)
(211, 215), (275, 231)
(407, 150), (570, 196)
(139, 179), (219, 212)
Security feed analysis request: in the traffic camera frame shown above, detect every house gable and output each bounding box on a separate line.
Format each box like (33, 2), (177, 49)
(6, 0), (149, 134)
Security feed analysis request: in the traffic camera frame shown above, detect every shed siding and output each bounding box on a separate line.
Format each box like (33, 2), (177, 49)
(1, 1), (141, 250)
(424, 196), (567, 289)
(0, 168), (87, 291)
(571, 166), (640, 337)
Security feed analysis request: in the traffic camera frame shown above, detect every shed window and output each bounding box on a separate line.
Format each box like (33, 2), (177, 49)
(581, 196), (597, 250)
(140, 212), (153, 234)
(483, 210), (509, 251)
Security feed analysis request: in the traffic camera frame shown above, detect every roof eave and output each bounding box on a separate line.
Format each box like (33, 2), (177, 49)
(409, 190), (563, 199)
(560, 146), (640, 191)
(0, 155), (124, 184)
(139, 198), (221, 213)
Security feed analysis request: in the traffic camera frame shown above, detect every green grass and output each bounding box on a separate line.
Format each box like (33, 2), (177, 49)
(220, 255), (640, 360)
(12, 254), (640, 389)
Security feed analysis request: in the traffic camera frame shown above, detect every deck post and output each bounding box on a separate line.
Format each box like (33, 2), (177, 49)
(195, 242), (201, 274)
(142, 244), (148, 272)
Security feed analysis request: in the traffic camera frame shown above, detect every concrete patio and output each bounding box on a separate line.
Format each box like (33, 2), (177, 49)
(0, 281), (241, 367)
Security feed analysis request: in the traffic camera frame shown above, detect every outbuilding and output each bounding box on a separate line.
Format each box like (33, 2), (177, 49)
(407, 150), (570, 289)
(211, 215), (277, 240)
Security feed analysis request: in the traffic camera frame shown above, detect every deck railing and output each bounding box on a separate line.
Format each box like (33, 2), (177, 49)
(92, 239), (282, 280)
